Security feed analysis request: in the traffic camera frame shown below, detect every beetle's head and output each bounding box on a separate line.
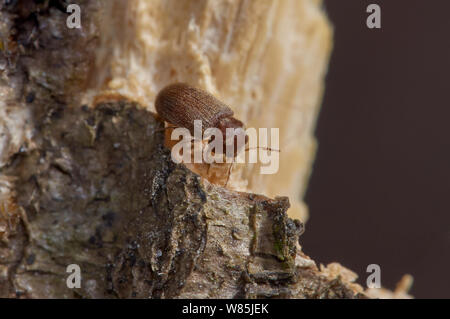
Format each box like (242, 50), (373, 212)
(217, 116), (248, 157)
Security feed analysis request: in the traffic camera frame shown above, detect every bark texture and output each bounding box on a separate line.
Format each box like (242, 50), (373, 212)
(1, 97), (365, 298)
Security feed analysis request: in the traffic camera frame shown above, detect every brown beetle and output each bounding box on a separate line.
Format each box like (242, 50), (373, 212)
(155, 83), (277, 187)
(155, 83), (248, 156)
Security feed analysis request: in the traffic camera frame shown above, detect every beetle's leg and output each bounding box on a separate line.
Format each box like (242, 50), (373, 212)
(245, 147), (280, 152)
(224, 161), (233, 188)
(152, 124), (178, 134)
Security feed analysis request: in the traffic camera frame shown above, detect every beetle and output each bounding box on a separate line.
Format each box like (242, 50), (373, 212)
(155, 83), (276, 186)
(155, 83), (248, 151)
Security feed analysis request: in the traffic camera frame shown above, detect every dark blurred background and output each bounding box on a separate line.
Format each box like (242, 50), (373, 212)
(303, 0), (450, 298)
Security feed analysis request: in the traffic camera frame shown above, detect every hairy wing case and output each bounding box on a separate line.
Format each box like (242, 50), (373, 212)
(155, 83), (234, 133)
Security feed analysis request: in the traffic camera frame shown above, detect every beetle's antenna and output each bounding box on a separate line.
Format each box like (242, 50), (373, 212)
(245, 147), (280, 152)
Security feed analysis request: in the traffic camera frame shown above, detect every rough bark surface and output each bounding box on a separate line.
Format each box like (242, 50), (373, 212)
(1, 98), (365, 298)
